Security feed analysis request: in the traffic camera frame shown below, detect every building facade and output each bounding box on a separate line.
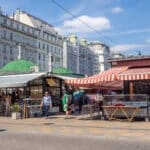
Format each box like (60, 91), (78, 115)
(88, 41), (110, 74)
(0, 8), (63, 72)
(62, 35), (95, 76)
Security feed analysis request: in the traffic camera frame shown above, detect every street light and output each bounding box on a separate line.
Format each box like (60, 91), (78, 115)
(17, 42), (21, 60)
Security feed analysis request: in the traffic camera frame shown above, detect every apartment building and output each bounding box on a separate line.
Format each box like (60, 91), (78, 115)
(63, 35), (95, 76)
(0, 8), (63, 71)
(88, 41), (111, 74)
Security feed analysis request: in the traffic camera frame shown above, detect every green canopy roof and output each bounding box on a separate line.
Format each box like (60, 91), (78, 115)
(0, 59), (36, 75)
(51, 67), (84, 77)
(51, 67), (73, 74)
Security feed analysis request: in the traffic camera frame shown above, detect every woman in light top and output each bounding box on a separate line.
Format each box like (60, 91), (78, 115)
(41, 91), (52, 119)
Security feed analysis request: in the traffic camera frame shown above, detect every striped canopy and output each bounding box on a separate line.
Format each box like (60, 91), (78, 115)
(66, 66), (150, 89)
(118, 67), (150, 81)
(66, 67), (128, 85)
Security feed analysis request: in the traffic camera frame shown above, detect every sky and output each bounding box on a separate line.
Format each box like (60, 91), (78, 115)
(0, 0), (150, 56)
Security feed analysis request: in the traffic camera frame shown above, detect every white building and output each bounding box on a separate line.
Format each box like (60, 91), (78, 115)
(88, 41), (111, 74)
(110, 52), (125, 59)
(63, 38), (78, 73)
(0, 8), (63, 72)
(62, 35), (95, 76)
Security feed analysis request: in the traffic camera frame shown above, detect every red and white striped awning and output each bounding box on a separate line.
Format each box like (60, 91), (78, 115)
(118, 67), (150, 81)
(66, 67), (128, 85)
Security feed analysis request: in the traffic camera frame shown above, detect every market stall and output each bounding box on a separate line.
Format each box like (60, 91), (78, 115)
(65, 57), (150, 121)
(0, 72), (75, 118)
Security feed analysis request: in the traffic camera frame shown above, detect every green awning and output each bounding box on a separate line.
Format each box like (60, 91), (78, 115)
(0, 59), (36, 74)
(51, 67), (84, 77)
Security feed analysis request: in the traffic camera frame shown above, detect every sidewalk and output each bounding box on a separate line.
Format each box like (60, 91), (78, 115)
(0, 115), (150, 141)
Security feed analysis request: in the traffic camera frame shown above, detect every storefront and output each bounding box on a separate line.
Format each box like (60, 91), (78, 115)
(0, 72), (74, 117)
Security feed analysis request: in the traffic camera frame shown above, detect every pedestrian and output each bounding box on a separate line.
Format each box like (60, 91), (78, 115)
(62, 92), (72, 118)
(41, 91), (52, 119)
(5, 94), (11, 116)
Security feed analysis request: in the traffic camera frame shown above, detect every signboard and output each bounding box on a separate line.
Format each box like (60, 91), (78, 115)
(46, 78), (59, 87)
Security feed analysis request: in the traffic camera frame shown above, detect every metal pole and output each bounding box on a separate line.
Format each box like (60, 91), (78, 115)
(146, 95), (150, 122)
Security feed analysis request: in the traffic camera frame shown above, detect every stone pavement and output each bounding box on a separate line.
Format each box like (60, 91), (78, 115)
(0, 115), (150, 141)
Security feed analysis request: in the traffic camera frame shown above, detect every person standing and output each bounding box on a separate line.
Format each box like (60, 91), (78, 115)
(5, 94), (11, 116)
(41, 92), (52, 119)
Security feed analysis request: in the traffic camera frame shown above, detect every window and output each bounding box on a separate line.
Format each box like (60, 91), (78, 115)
(3, 18), (7, 24)
(39, 53), (41, 60)
(4, 31), (6, 39)
(39, 42), (41, 49)
(11, 21), (13, 27)
(3, 45), (6, 53)
(27, 28), (29, 33)
(47, 45), (49, 50)
(51, 46), (53, 51)
(51, 56), (54, 62)
(17, 24), (19, 29)
(10, 46), (13, 54)
(22, 26), (24, 31)
(10, 32), (13, 40)
(43, 44), (45, 49)
(43, 55), (45, 61)
(32, 29), (34, 35)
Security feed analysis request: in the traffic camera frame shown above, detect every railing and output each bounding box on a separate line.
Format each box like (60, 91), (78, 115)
(102, 94), (150, 120)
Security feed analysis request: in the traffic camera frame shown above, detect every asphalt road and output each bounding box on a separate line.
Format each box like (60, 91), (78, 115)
(0, 131), (150, 150)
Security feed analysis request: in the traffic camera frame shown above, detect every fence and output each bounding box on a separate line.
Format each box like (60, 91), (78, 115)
(102, 94), (150, 119)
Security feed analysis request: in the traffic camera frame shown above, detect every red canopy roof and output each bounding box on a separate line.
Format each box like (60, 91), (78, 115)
(66, 67), (128, 85)
(118, 67), (150, 81)
(66, 66), (150, 90)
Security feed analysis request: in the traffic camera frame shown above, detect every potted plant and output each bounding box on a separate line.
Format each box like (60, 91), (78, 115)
(11, 103), (21, 120)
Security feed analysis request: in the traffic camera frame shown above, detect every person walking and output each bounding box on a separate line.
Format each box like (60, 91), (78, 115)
(41, 91), (52, 119)
(62, 92), (72, 118)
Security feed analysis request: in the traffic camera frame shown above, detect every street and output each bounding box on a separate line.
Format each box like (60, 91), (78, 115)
(0, 132), (150, 150)
(0, 116), (150, 150)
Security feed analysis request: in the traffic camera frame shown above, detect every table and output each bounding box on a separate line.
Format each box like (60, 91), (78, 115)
(82, 104), (100, 119)
(102, 106), (141, 122)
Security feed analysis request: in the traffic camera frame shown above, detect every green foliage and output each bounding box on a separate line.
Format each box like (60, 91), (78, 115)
(11, 103), (20, 112)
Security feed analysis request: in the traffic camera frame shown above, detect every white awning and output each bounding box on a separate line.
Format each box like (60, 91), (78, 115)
(0, 72), (46, 88)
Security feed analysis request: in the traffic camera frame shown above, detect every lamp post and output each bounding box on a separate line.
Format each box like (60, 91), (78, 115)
(17, 42), (21, 60)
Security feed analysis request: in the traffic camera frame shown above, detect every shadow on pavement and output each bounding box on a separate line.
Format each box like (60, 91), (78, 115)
(43, 123), (54, 125)
(0, 129), (6, 132)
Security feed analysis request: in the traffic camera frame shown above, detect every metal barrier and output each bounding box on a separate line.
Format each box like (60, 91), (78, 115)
(102, 94), (150, 121)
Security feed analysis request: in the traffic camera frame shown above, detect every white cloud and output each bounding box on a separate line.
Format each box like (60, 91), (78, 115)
(105, 28), (150, 36)
(146, 38), (150, 43)
(112, 6), (123, 13)
(59, 3), (85, 21)
(56, 15), (111, 34)
(111, 44), (150, 52)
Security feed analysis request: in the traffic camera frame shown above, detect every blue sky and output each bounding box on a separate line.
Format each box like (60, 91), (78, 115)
(0, 0), (150, 56)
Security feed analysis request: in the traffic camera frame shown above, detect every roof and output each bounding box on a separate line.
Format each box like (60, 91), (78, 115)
(51, 67), (84, 77)
(51, 67), (73, 74)
(118, 67), (150, 81)
(0, 59), (36, 75)
(0, 72), (46, 88)
(66, 67), (127, 85)
(109, 56), (150, 62)
(49, 74), (75, 80)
